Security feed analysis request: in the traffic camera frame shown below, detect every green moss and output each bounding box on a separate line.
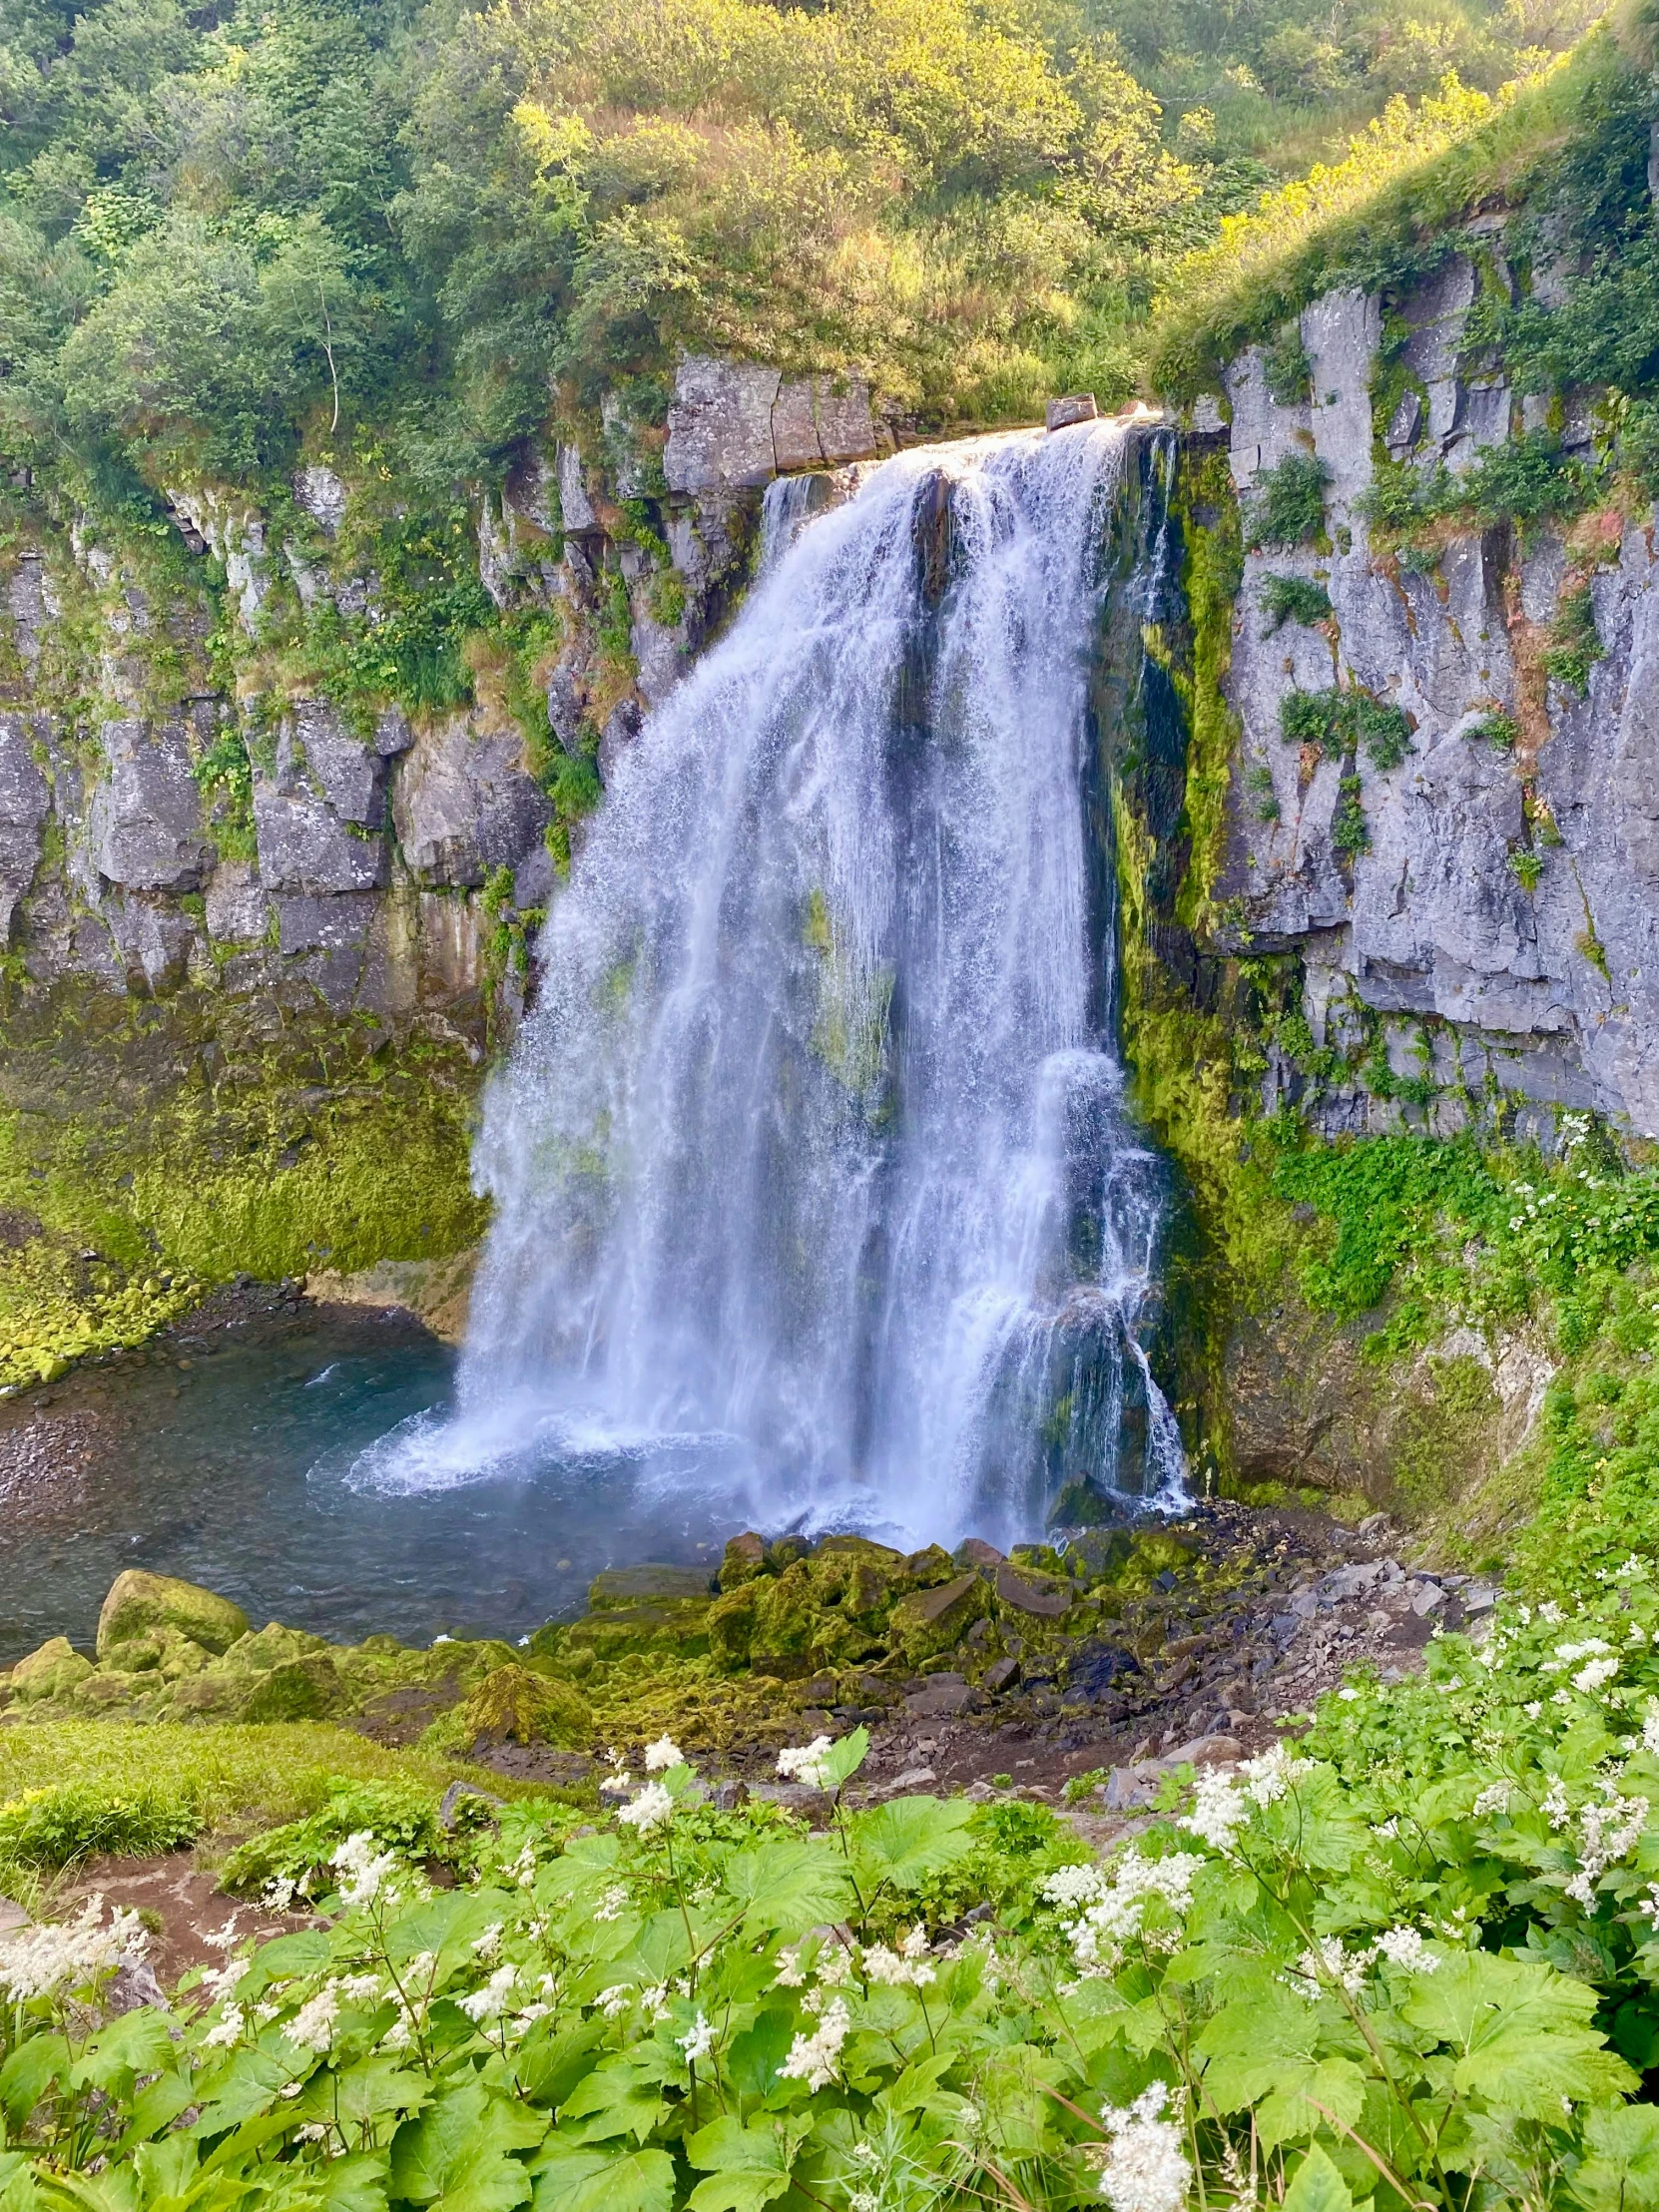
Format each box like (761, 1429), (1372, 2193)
(0, 990), (487, 1384)
(462, 1664), (593, 1750)
(1171, 449), (1244, 935)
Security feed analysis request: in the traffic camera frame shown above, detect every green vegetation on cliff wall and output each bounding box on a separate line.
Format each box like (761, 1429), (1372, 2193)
(0, 990), (485, 1384)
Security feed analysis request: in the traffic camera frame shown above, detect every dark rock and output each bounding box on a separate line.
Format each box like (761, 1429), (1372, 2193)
(88, 719), (209, 891)
(953, 1537), (1005, 1570)
(981, 1655), (1019, 1693)
(1064, 1640), (1138, 1697)
(994, 1564), (1071, 1618)
(903, 1679), (971, 1719)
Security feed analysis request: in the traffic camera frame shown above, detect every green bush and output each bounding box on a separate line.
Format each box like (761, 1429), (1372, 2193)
(1259, 573), (1332, 630)
(219, 1781), (445, 1899)
(1262, 321), (1312, 404)
(1246, 451), (1330, 547)
(1279, 685), (1413, 768)
(1544, 582), (1607, 694)
(0, 1781), (201, 1872)
(1331, 773), (1369, 854)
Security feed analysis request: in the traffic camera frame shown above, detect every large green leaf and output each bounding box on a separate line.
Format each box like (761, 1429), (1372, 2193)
(685, 2114), (810, 2212)
(849, 1798), (976, 1894)
(312, 2153), (390, 2212)
(1402, 1954), (1637, 2120)
(720, 1842), (852, 1937)
(1282, 2145), (1354, 2212)
(388, 2079), (544, 2212)
(515, 2020), (609, 2112)
(74, 2011), (178, 2097)
(1196, 1983), (1366, 2149)
(556, 2061), (667, 2147)
(1572, 2104), (1659, 2211)
(0, 2035), (68, 2135)
(0, 2151), (38, 2212)
(530, 2145), (674, 2212)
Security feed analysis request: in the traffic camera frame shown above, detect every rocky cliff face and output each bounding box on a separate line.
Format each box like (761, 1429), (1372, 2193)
(1206, 258), (1659, 1141)
(0, 360), (880, 1041)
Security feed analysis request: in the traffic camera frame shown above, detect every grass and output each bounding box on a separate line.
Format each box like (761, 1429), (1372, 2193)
(0, 1721), (518, 1877)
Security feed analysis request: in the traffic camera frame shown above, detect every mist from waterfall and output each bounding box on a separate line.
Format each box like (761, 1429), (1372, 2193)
(360, 422), (1185, 1549)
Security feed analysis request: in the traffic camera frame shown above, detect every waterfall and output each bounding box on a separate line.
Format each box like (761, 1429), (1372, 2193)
(369, 422), (1186, 1549)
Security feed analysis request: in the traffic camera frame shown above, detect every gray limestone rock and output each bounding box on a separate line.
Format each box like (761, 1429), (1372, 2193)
(87, 719), (210, 892)
(0, 713), (51, 940)
(392, 717), (551, 888)
(665, 357), (782, 493)
(205, 859), (268, 943)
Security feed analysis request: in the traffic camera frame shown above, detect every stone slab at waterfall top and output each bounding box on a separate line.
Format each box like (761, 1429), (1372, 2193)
(664, 357), (882, 493)
(1212, 253), (1659, 1139)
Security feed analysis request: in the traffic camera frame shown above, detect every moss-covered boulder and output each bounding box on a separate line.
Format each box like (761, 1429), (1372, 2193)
(96, 1571), (250, 1661)
(463, 1663), (592, 1749)
(750, 1562), (824, 1672)
(808, 1536), (908, 1624)
(889, 1571), (987, 1666)
(4, 1636), (94, 1703)
(707, 1582), (760, 1671)
(718, 1533), (769, 1590)
(239, 1652), (344, 1722)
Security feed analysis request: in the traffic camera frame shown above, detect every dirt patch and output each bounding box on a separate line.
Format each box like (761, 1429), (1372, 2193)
(51, 1852), (319, 1989)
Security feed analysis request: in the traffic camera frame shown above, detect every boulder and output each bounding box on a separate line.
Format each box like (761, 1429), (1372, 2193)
(903, 1678), (972, 1719)
(239, 1652), (342, 1722)
(993, 1564), (1072, 1619)
(771, 374), (880, 472)
(718, 1532), (769, 1590)
(953, 1538), (1005, 1571)
(97, 1570), (250, 1660)
(889, 1570), (987, 1665)
(1046, 393), (1099, 430)
(392, 718), (551, 888)
(588, 1564), (714, 1609)
(463, 1663), (592, 1750)
(707, 1582), (760, 1670)
(6, 1636), (93, 1702)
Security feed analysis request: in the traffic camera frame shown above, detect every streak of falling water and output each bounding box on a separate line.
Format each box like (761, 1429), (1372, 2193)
(368, 422), (1187, 1547)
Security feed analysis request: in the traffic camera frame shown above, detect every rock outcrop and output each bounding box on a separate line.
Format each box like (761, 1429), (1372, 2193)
(1207, 259), (1659, 1139)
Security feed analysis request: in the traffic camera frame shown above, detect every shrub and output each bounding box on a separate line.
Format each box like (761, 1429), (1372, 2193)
(1331, 773), (1369, 854)
(1279, 685), (1413, 767)
(1262, 321), (1312, 404)
(1544, 582), (1606, 694)
(1246, 451), (1330, 547)
(1258, 573), (1332, 630)
(1510, 845), (1544, 890)
(1468, 711), (1517, 749)
(220, 1780), (444, 1898)
(0, 1781), (201, 1872)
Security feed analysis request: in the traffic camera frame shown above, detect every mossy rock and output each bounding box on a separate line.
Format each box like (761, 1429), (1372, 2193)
(1116, 1530), (1202, 1591)
(889, 1571), (987, 1666)
(588, 1565), (714, 1611)
(807, 1536), (908, 1624)
(239, 1652), (343, 1722)
(902, 1545), (956, 1586)
(708, 1583), (760, 1671)
(6, 1636), (94, 1703)
(70, 1670), (139, 1712)
(749, 1562), (822, 1661)
(1066, 1527), (1134, 1582)
(463, 1663), (592, 1749)
(718, 1533), (769, 1591)
(102, 1624), (214, 1679)
(216, 1623), (330, 1676)
(96, 1570), (250, 1662)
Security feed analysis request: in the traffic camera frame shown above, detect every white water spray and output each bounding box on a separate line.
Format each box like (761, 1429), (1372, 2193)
(377, 423), (1186, 1546)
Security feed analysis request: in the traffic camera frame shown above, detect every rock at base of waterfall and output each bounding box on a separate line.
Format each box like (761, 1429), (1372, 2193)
(1045, 393), (1098, 430)
(994, 1563), (1071, 1617)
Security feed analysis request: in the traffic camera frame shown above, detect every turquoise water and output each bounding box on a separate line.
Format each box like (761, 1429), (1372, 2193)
(0, 1306), (745, 1663)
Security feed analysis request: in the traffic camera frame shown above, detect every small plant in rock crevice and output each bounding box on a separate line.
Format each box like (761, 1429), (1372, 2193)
(1246, 451), (1331, 549)
(1259, 572), (1333, 631)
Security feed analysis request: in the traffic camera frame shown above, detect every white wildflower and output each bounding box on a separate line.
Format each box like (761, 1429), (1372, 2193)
(203, 1914), (243, 1953)
(618, 1781), (675, 1835)
(643, 1736), (685, 1773)
(779, 1995), (851, 2089)
(1542, 1778), (1572, 1830)
(1337, 1687), (1360, 1702)
(773, 1943), (806, 1987)
(1566, 1796), (1650, 1907)
(1043, 1864), (1112, 1910)
(678, 2012), (716, 2063)
(0, 1896), (148, 2002)
(1574, 1657), (1621, 1696)
(294, 2123), (329, 2144)
(594, 1884), (630, 1924)
(599, 1772), (634, 1798)
(1372, 1818), (1399, 1841)
(598, 1985), (632, 2017)
(202, 2004), (246, 2049)
(861, 1940), (936, 1988)
(284, 1985), (339, 2054)
(1094, 2082), (1191, 2212)
(338, 1972), (382, 2004)
(331, 1832), (398, 1908)
(1539, 1602), (1564, 1625)
(1182, 1770), (1249, 1852)
(472, 1924), (503, 1960)
(850, 2194), (879, 2212)
(1524, 1701), (1544, 1720)
(263, 1876), (297, 1911)
(1290, 1935), (1370, 1998)
(1642, 1704), (1659, 1756)
(459, 1964), (517, 2024)
(816, 1939), (853, 1986)
(1062, 1851), (1203, 1974)
(639, 1983), (672, 2022)
(1472, 1783), (1511, 1818)
(1375, 1927), (1441, 1974)
(777, 1736), (835, 1789)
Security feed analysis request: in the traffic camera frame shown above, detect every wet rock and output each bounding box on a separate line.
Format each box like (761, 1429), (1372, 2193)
(4, 1635), (94, 1702)
(666, 359), (782, 493)
(240, 1651), (343, 1722)
(994, 1564), (1071, 1618)
(393, 718), (551, 888)
(954, 1537), (1006, 1570)
(0, 713), (50, 940)
(589, 1564), (714, 1608)
(97, 1570), (250, 1660)
(1046, 393), (1098, 430)
(463, 1663), (592, 1750)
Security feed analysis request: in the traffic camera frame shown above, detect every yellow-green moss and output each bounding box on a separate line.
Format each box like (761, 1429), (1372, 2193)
(1170, 449), (1245, 935)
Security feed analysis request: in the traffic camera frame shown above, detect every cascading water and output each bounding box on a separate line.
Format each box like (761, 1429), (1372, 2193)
(366, 421), (1185, 1550)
